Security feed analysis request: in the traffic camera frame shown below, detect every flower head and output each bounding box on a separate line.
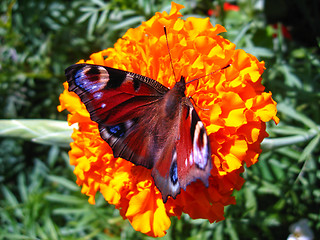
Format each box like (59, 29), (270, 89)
(288, 219), (314, 240)
(58, 2), (279, 237)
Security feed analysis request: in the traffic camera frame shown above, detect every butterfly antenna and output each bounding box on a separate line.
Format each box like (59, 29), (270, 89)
(164, 26), (177, 82)
(186, 64), (231, 85)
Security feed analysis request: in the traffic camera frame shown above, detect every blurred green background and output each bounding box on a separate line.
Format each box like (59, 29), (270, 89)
(1, 0), (319, 239)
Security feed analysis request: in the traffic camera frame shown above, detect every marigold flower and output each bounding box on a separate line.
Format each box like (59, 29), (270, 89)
(58, 2), (279, 237)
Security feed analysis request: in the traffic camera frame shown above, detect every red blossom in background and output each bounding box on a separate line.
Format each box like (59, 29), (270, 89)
(208, 2), (240, 17)
(224, 2), (240, 11)
(272, 23), (292, 40)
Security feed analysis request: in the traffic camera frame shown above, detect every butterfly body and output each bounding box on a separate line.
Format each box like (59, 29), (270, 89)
(66, 63), (212, 202)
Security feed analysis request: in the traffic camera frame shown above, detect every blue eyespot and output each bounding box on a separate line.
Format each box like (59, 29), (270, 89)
(170, 161), (178, 185)
(106, 124), (125, 138)
(74, 68), (106, 93)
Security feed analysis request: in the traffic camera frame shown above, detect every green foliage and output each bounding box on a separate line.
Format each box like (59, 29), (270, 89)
(0, 0), (319, 239)
(0, 146), (141, 239)
(0, 119), (73, 147)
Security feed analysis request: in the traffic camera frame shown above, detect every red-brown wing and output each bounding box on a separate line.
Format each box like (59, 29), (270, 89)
(66, 64), (168, 125)
(151, 99), (212, 202)
(66, 64), (211, 202)
(65, 63), (168, 168)
(175, 103), (212, 190)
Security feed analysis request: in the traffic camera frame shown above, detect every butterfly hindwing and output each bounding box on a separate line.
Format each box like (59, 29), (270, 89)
(151, 99), (212, 202)
(176, 104), (211, 190)
(65, 63), (212, 202)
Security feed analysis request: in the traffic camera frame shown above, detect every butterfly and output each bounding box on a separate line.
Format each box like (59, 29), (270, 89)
(65, 63), (214, 202)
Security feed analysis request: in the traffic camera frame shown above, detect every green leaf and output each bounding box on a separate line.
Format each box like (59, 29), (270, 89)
(257, 180), (281, 196)
(226, 219), (239, 240)
(18, 174), (28, 202)
(44, 216), (59, 240)
(261, 131), (317, 152)
(213, 222), (224, 240)
(47, 175), (79, 192)
(45, 194), (86, 204)
(298, 134), (320, 163)
(0, 119), (74, 147)
(0, 234), (35, 240)
(111, 16), (145, 30)
(97, 9), (108, 28)
(92, 0), (106, 8)
(277, 103), (318, 130)
(88, 11), (98, 37)
(53, 208), (90, 215)
(279, 64), (303, 88)
(77, 11), (92, 23)
(232, 21), (252, 46)
(244, 185), (257, 216)
(243, 46), (274, 58)
(2, 185), (18, 207)
(275, 147), (301, 160)
(268, 125), (310, 136)
(79, 6), (98, 12)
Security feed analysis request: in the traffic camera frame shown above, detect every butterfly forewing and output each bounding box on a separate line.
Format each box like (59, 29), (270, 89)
(65, 63), (212, 202)
(65, 64), (167, 124)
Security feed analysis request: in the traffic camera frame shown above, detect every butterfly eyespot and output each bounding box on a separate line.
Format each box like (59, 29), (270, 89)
(106, 124), (126, 138)
(170, 161), (178, 185)
(193, 121), (209, 170)
(75, 66), (109, 93)
(169, 150), (179, 185)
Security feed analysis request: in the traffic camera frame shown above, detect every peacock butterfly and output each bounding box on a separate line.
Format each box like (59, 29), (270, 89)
(65, 61), (225, 203)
